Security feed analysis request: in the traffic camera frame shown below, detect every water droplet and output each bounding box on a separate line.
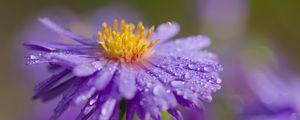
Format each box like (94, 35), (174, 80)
(204, 65), (214, 72)
(101, 107), (107, 115)
(178, 63), (184, 67)
(144, 88), (149, 92)
(99, 99), (116, 120)
(92, 61), (104, 70)
(153, 85), (166, 97)
(203, 83), (209, 88)
(187, 63), (197, 70)
(89, 97), (97, 105)
(183, 94), (189, 99)
(73, 64), (96, 77)
(216, 78), (222, 84)
(174, 72), (179, 76)
(29, 55), (38, 59)
(171, 81), (185, 87)
(202, 94), (212, 102)
(190, 86), (195, 90)
(146, 82), (152, 87)
(176, 90), (183, 95)
(84, 106), (95, 115)
(166, 89), (171, 93)
(183, 73), (192, 79)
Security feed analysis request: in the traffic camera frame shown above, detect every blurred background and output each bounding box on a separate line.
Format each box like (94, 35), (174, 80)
(0, 0), (299, 120)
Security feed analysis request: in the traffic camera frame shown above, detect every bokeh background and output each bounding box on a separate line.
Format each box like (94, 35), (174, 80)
(0, 0), (299, 120)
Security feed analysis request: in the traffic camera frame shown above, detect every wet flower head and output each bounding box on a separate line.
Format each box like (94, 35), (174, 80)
(25, 17), (223, 120)
(98, 19), (158, 63)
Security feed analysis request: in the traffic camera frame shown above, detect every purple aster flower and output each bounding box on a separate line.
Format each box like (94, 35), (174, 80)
(238, 68), (300, 120)
(16, 4), (142, 119)
(25, 17), (222, 120)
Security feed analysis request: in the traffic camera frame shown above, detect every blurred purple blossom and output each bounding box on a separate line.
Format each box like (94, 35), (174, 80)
(238, 69), (300, 120)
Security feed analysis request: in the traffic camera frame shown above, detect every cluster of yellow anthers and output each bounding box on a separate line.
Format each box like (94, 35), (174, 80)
(98, 19), (159, 63)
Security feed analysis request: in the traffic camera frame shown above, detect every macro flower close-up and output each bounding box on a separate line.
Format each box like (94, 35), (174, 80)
(24, 18), (222, 120)
(1, 0), (300, 120)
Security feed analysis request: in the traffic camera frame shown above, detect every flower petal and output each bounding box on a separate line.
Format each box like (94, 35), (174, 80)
(44, 53), (95, 67)
(167, 108), (184, 120)
(50, 77), (83, 120)
(38, 17), (97, 45)
(75, 92), (99, 120)
(73, 60), (105, 77)
(34, 69), (70, 92)
(135, 70), (177, 116)
(98, 98), (117, 120)
(114, 65), (137, 99)
(175, 94), (204, 112)
(155, 35), (211, 52)
(150, 22), (180, 42)
(24, 41), (95, 52)
(39, 76), (77, 102)
(125, 100), (136, 120)
(150, 56), (222, 103)
(92, 62), (119, 91)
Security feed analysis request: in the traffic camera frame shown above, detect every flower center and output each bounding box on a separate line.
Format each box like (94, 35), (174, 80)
(98, 19), (159, 63)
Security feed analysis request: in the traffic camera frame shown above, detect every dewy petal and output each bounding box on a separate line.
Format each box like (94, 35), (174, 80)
(155, 35), (211, 52)
(75, 93), (99, 120)
(92, 62), (119, 91)
(38, 17), (97, 45)
(150, 22), (180, 42)
(175, 94), (204, 112)
(73, 60), (106, 77)
(114, 65), (137, 99)
(40, 52), (96, 68)
(156, 50), (218, 63)
(98, 98), (117, 120)
(109, 102), (120, 120)
(149, 56), (222, 103)
(146, 64), (204, 111)
(135, 70), (177, 117)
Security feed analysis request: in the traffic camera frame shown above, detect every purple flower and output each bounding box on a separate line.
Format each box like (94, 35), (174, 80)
(16, 5), (142, 119)
(239, 69), (300, 120)
(25, 17), (222, 120)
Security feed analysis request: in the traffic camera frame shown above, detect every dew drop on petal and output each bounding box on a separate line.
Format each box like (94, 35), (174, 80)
(171, 81), (185, 88)
(144, 88), (149, 92)
(146, 82), (152, 87)
(202, 94), (212, 102)
(187, 63), (197, 70)
(183, 72), (192, 79)
(204, 65), (214, 72)
(89, 97), (97, 105)
(153, 85), (166, 97)
(73, 64), (96, 77)
(216, 78), (222, 84)
(84, 106), (95, 115)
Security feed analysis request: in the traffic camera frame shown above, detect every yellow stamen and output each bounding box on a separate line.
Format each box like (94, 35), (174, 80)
(98, 19), (159, 63)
